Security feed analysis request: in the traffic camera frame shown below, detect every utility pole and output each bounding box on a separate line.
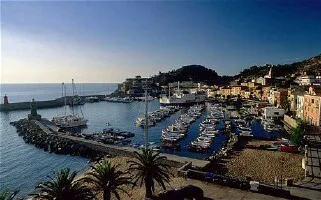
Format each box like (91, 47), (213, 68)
(144, 89), (149, 150)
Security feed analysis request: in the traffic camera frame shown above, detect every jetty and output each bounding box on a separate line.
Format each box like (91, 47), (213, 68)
(13, 117), (209, 168)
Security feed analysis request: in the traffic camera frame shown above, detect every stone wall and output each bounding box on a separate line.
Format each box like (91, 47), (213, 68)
(284, 115), (297, 130)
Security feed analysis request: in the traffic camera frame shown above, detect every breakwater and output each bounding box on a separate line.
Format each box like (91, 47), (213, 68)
(1, 98), (65, 112)
(11, 119), (103, 160)
(0, 95), (107, 112)
(11, 118), (208, 168)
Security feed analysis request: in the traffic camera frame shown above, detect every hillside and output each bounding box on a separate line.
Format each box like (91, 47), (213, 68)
(151, 65), (225, 86)
(236, 53), (321, 79)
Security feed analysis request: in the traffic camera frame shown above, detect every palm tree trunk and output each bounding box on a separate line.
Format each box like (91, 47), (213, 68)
(103, 189), (111, 200)
(144, 178), (153, 198)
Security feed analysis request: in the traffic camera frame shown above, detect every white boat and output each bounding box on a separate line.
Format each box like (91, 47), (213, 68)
(160, 82), (205, 106)
(52, 80), (88, 128)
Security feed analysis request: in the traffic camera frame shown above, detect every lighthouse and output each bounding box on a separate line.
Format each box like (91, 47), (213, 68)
(3, 95), (9, 104)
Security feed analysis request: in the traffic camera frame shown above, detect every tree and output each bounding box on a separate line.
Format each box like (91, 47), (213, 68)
(31, 168), (94, 200)
(0, 187), (18, 200)
(82, 159), (132, 200)
(290, 120), (310, 146)
(128, 149), (172, 198)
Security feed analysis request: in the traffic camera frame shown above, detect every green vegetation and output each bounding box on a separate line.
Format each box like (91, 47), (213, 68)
(290, 120), (310, 146)
(0, 187), (19, 200)
(83, 159), (132, 200)
(128, 149), (172, 198)
(152, 65), (225, 86)
(237, 53), (321, 79)
(31, 168), (94, 200)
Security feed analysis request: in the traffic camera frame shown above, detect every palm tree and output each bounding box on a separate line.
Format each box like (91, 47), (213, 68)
(82, 159), (132, 200)
(0, 187), (18, 200)
(31, 168), (94, 200)
(128, 149), (172, 198)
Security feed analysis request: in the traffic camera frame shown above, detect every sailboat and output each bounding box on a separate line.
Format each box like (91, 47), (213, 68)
(52, 79), (88, 128)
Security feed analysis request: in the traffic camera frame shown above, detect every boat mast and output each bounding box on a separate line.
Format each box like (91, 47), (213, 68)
(63, 82), (67, 115)
(144, 89), (148, 150)
(72, 79), (75, 116)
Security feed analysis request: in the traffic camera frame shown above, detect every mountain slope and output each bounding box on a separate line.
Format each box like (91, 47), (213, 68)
(236, 53), (321, 79)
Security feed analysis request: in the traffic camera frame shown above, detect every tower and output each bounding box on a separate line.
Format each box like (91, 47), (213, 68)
(3, 95), (9, 104)
(28, 99), (42, 120)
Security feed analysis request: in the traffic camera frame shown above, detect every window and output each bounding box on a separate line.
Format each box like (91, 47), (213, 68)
(274, 112), (279, 115)
(312, 99), (314, 104)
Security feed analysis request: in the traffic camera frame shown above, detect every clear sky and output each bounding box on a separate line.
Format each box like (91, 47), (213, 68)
(1, 1), (321, 83)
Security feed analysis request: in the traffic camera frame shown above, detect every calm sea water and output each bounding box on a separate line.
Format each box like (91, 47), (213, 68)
(0, 83), (281, 198)
(0, 83), (118, 103)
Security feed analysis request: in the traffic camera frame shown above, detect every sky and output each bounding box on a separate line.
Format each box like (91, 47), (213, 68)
(1, 1), (321, 83)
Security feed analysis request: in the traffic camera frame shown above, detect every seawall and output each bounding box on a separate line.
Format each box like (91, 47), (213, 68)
(0, 98), (65, 112)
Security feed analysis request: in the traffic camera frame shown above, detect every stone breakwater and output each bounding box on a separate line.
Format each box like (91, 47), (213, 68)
(10, 119), (103, 160)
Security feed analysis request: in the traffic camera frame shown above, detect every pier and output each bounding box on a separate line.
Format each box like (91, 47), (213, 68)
(26, 118), (210, 168)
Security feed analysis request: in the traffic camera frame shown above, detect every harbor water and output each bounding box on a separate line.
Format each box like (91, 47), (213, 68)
(0, 83), (283, 197)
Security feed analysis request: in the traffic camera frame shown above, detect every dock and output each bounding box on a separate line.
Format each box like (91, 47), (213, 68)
(36, 119), (209, 168)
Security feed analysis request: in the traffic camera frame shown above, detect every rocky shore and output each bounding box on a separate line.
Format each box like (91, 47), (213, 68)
(11, 119), (104, 160)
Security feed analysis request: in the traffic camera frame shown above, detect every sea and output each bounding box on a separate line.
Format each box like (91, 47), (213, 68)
(0, 83), (282, 198)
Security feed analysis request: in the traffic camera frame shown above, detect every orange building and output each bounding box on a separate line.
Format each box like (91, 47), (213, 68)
(231, 86), (247, 97)
(220, 87), (232, 98)
(274, 89), (288, 109)
(262, 87), (271, 101)
(304, 86), (321, 126)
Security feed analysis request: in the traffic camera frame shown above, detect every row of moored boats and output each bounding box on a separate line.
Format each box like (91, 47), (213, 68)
(162, 104), (205, 149)
(136, 106), (180, 127)
(188, 104), (223, 152)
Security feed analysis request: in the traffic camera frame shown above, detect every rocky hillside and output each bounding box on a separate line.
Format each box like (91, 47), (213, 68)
(236, 53), (321, 79)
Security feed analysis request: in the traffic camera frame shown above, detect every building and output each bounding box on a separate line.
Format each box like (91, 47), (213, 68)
(296, 95), (305, 120)
(262, 87), (272, 101)
(231, 86), (247, 97)
(304, 86), (321, 126)
(262, 107), (285, 119)
(295, 75), (321, 86)
(220, 87), (232, 98)
(119, 76), (153, 96)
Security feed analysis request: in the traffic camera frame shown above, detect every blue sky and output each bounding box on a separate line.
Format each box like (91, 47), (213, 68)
(1, 1), (321, 83)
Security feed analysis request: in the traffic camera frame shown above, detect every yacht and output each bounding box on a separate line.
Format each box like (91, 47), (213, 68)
(52, 80), (88, 128)
(160, 82), (205, 106)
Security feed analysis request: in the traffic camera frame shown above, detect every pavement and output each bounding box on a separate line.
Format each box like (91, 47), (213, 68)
(288, 134), (321, 200)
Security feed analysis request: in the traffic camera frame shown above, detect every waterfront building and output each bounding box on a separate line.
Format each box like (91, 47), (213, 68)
(119, 76), (154, 96)
(304, 86), (321, 126)
(219, 86), (232, 98)
(262, 107), (285, 119)
(231, 86), (247, 97)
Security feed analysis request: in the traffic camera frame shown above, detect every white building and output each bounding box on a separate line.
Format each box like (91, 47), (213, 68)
(296, 95), (305, 120)
(295, 75), (321, 86)
(262, 107), (285, 119)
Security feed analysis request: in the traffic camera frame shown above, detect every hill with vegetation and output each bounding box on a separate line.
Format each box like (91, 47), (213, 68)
(236, 53), (321, 79)
(151, 65), (227, 86)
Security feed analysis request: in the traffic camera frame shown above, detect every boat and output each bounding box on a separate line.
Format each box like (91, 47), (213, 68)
(160, 82), (205, 106)
(52, 80), (88, 128)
